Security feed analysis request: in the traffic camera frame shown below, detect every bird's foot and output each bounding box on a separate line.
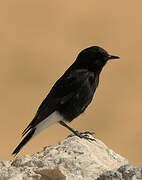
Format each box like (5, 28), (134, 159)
(81, 131), (95, 135)
(74, 131), (96, 141)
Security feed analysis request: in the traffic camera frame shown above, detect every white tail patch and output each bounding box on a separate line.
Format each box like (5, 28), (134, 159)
(33, 111), (64, 137)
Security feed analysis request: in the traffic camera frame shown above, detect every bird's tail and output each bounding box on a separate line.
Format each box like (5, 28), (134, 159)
(12, 128), (36, 156)
(12, 112), (62, 155)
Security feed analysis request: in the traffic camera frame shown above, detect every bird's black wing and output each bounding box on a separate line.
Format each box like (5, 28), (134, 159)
(22, 69), (94, 136)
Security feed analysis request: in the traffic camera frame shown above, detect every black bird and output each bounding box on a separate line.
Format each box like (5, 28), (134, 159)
(12, 46), (119, 155)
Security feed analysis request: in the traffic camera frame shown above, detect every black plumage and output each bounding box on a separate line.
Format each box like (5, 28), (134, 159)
(12, 46), (119, 155)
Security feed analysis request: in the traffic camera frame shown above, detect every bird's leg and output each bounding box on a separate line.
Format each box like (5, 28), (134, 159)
(59, 121), (95, 141)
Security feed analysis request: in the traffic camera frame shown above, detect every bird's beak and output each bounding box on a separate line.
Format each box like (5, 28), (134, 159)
(108, 55), (120, 60)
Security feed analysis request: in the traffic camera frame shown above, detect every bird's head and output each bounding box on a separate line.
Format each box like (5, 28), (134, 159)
(76, 46), (119, 72)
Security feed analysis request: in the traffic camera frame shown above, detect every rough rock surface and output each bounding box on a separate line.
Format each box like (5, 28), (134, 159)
(0, 134), (141, 180)
(97, 164), (142, 180)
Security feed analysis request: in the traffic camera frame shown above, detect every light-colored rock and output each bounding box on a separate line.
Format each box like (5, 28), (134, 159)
(97, 164), (142, 180)
(0, 134), (129, 180)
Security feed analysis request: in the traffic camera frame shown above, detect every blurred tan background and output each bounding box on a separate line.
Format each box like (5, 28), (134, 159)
(1, 0), (142, 166)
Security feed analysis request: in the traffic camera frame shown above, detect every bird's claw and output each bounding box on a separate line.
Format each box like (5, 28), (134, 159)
(74, 131), (96, 141)
(80, 131), (95, 135)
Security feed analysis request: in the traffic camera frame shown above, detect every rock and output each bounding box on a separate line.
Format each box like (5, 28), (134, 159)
(0, 133), (141, 180)
(97, 165), (142, 180)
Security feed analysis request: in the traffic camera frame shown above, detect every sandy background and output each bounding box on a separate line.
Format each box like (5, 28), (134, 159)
(1, 0), (142, 166)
